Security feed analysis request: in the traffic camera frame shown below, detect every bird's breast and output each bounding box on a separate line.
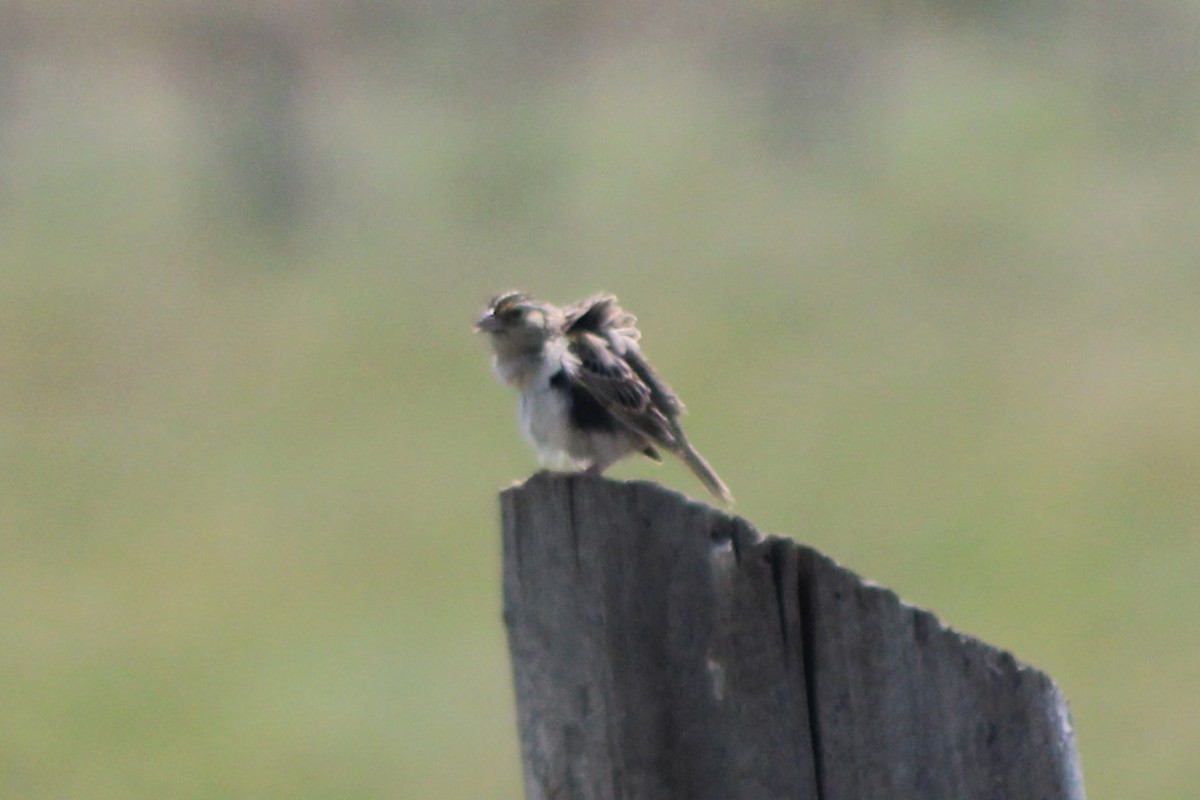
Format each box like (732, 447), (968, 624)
(519, 378), (579, 469)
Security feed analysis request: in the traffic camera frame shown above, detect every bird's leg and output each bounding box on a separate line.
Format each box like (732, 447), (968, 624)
(583, 459), (613, 476)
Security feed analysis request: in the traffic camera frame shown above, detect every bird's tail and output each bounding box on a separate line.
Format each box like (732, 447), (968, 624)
(670, 424), (733, 505)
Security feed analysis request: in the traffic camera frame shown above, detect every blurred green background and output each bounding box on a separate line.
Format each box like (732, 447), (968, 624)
(2, 2), (1198, 798)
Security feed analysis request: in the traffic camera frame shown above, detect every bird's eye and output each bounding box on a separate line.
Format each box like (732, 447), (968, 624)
(501, 307), (524, 322)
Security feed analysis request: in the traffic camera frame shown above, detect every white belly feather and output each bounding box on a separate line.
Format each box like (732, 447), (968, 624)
(520, 383), (583, 469)
(512, 339), (581, 469)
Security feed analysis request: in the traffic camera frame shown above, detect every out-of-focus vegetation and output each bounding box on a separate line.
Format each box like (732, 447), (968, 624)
(1, 2), (1198, 798)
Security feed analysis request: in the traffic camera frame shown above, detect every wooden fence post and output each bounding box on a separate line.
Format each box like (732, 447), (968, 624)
(500, 472), (1085, 800)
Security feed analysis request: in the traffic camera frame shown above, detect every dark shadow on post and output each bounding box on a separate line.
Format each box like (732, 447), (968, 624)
(501, 472), (1086, 800)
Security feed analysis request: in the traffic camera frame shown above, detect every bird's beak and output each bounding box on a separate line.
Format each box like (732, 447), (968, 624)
(474, 312), (502, 333)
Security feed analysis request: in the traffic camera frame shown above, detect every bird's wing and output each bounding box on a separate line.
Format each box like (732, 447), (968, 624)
(565, 295), (733, 502)
(565, 294), (686, 418)
(564, 327), (678, 448)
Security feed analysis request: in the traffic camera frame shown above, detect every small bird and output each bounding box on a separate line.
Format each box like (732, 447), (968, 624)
(475, 291), (733, 503)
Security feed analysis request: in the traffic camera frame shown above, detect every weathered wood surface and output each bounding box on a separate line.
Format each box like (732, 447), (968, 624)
(501, 472), (1085, 800)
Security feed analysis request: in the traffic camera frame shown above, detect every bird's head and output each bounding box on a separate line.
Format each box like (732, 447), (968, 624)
(474, 291), (563, 355)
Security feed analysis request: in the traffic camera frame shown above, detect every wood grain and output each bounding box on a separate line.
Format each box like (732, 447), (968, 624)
(501, 472), (1085, 800)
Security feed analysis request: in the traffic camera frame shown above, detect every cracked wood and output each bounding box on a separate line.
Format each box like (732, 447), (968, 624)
(500, 472), (1086, 800)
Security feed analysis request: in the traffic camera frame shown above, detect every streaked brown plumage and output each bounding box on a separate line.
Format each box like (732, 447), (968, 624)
(475, 291), (733, 504)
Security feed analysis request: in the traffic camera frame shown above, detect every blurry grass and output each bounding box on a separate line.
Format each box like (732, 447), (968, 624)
(2, 26), (1200, 800)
